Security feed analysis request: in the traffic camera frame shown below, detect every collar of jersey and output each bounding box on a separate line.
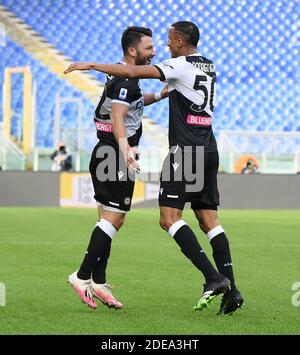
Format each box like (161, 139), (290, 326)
(187, 52), (201, 56)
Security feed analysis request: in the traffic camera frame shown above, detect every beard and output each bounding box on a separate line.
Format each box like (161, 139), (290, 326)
(135, 51), (151, 65)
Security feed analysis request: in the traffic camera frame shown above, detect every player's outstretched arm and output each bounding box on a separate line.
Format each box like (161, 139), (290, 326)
(64, 62), (162, 79)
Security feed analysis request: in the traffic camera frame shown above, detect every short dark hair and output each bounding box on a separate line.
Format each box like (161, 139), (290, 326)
(121, 26), (153, 54)
(172, 21), (200, 47)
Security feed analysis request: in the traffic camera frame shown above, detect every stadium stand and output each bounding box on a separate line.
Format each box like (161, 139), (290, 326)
(0, 0), (299, 170)
(0, 38), (96, 147)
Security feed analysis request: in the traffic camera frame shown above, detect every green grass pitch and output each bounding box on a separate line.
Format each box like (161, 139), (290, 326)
(0, 207), (299, 335)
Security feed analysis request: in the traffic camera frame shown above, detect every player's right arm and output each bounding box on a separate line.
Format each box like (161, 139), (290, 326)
(143, 83), (169, 106)
(64, 58), (184, 82)
(111, 103), (139, 173)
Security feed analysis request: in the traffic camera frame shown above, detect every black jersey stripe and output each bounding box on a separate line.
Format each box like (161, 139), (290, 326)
(153, 65), (166, 82)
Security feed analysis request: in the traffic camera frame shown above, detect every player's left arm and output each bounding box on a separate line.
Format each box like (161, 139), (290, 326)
(64, 62), (162, 79)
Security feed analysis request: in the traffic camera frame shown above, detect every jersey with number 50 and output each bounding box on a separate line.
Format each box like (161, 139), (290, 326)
(154, 54), (217, 151)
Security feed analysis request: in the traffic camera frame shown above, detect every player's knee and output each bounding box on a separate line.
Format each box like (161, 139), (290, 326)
(160, 207), (183, 232)
(115, 215), (126, 230)
(105, 214), (126, 230)
(201, 217), (218, 233)
(159, 217), (168, 231)
(198, 218), (214, 233)
(194, 214), (208, 233)
(202, 222), (216, 234)
(159, 217), (173, 232)
(160, 217), (184, 233)
(198, 221), (207, 233)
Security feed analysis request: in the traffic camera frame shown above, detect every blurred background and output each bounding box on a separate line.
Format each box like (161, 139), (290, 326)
(0, 0), (299, 174)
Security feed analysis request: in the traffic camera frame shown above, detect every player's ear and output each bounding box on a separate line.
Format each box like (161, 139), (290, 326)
(177, 38), (184, 48)
(127, 47), (137, 58)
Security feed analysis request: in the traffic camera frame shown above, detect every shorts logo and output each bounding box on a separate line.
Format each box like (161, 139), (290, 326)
(172, 162), (180, 172)
(160, 188), (164, 195)
(187, 115), (212, 126)
(119, 88), (128, 100)
(124, 197), (131, 205)
(118, 171), (125, 180)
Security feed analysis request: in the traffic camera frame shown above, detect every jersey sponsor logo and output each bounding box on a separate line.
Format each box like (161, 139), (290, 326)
(187, 115), (212, 126)
(95, 122), (113, 132)
(119, 88), (128, 100)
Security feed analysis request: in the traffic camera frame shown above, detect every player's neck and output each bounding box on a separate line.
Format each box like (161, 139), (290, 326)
(181, 46), (198, 57)
(122, 56), (135, 65)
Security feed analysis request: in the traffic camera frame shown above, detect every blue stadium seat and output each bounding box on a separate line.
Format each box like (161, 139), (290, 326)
(1, 0), (299, 149)
(0, 38), (96, 147)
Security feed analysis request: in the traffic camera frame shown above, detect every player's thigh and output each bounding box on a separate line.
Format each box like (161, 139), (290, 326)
(190, 151), (220, 211)
(159, 147), (186, 210)
(90, 142), (135, 212)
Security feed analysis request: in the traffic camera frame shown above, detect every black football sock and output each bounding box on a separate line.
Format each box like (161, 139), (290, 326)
(208, 226), (236, 291)
(77, 219), (116, 280)
(169, 220), (222, 283)
(92, 242), (112, 284)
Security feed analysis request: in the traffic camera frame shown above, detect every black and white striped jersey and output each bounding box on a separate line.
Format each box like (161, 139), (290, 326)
(154, 53), (217, 151)
(94, 64), (143, 147)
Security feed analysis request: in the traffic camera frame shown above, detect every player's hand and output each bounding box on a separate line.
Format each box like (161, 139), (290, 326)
(63, 62), (92, 74)
(127, 146), (140, 174)
(161, 83), (169, 99)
